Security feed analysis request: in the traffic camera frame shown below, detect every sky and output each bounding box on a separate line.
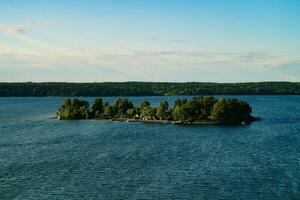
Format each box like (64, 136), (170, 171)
(0, 0), (299, 82)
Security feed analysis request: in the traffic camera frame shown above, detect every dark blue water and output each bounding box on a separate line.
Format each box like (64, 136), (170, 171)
(0, 96), (300, 199)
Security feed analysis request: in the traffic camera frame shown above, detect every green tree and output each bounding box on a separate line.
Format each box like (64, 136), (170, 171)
(103, 105), (115, 119)
(156, 101), (170, 120)
(172, 105), (182, 121)
(172, 102), (193, 122)
(210, 98), (252, 123)
(92, 98), (104, 118)
(141, 106), (157, 119)
(126, 108), (137, 118)
(113, 98), (134, 117)
(190, 96), (217, 120)
(139, 100), (150, 109)
(57, 96), (254, 124)
(57, 99), (72, 119)
(57, 98), (90, 119)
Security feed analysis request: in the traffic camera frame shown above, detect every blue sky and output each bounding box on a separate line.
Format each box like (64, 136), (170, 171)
(0, 0), (299, 82)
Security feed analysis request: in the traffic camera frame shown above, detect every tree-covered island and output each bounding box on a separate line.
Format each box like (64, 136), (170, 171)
(57, 97), (256, 125)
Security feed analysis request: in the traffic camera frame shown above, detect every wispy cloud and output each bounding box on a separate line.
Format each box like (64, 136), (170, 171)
(144, 37), (160, 41)
(0, 46), (278, 69)
(30, 20), (57, 26)
(0, 24), (27, 33)
(0, 20), (57, 33)
(0, 46), (296, 82)
(169, 39), (186, 43)
(238, 51), (277, 63)
(144, 37), (204, 46)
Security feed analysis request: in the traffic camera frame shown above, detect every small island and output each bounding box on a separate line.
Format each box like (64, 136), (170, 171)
(57, 96), (256, 125)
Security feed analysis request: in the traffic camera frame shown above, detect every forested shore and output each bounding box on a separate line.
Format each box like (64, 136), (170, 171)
(0, 82), (299, 96)
(57, 96), (256, 125)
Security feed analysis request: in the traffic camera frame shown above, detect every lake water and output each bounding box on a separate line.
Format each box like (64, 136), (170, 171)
(0, 96), (300, 199)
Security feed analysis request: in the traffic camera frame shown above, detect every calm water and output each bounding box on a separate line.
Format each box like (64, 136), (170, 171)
(0, 96), (300, 199)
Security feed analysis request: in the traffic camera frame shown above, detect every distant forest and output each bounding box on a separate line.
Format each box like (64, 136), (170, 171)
(0, 82), (299, 97)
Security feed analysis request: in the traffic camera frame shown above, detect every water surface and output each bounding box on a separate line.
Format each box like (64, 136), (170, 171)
(0, 96), (300, 199)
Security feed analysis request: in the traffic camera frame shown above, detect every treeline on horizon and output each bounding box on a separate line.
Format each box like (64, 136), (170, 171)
(0, 82), (299, 96)
(57, 96), (254, 124)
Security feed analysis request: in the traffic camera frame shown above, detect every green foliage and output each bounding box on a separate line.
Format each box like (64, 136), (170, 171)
(126, 107), (140, 119)
(126, 108), (136, 118)
(141, 106), (157, 119)
(210, 98), (252, 123)
(139, 100), (155, 119)
(172, 105), (182, 121)
(92, 98), (104, 118)
(172, 102), (194, 122)
(139, 100), (150, 109)
(57, 98), (90, 119)
(156, 101), (170, 120)
(57, 96), (254, 124)
(172, 97), (217, 122)
(103, 105), (114, 119)
(112, 98), (134, 117)
(190, 96), (217, 120)
(1, 82), (299, 97)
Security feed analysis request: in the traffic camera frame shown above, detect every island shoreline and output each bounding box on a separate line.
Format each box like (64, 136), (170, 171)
(54, 116), (260, 125)
(56, 97), (257, 125)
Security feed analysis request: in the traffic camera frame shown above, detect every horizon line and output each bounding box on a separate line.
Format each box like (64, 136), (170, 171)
(0, 81), (299, 84)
